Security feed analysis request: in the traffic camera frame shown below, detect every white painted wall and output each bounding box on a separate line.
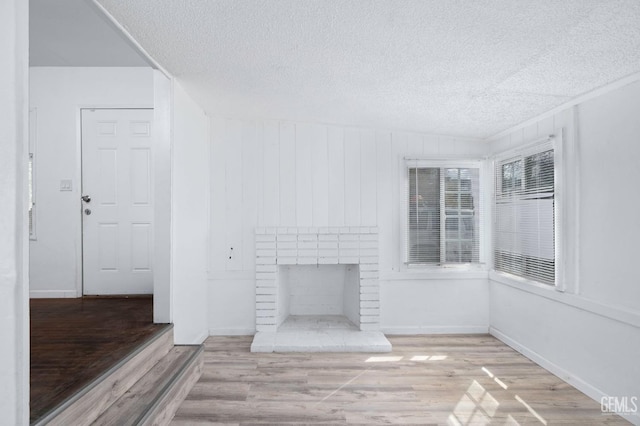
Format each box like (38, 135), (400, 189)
(208, 277), (255, 335)
(0, 0), (29, 423)
(28, 67), (154, 297)
(171, 80), (210, 344)
(578, 83), (640, 311)
(208, 117), (490, 334)
(153, 70), (173, 323)
(488, 79), (640, 424)
(381, 276), (490, 334)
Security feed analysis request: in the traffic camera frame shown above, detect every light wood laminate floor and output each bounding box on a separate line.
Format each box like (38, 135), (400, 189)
(172, 335), (629, 425)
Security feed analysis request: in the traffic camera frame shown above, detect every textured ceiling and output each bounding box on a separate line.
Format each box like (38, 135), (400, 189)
(30, 0), (148, 67)
(95, 0), (640, 138)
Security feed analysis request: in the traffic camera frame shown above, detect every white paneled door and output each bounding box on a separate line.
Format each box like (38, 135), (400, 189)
(81, 109), (154, 295)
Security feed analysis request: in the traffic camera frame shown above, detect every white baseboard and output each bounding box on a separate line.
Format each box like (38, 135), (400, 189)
(210, 326), (489, 336)
(30, 290), (79, 298)
(208, 328), (255, 336)
(490, 326), (640, 425)
(382, 325), (489, 335)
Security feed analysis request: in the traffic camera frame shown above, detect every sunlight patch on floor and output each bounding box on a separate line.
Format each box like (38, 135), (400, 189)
(365, 356), (402, 363)
(411, 354), (447, 361)
(448, 369), (548, 425)
(482, 366), (508, 389)
(516, 395), (548, 425)
(449, 380), (500, 425)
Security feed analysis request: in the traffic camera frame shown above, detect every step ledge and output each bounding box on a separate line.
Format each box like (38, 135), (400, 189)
(32, 324), (173, 426)
(135, 344), (204, 425)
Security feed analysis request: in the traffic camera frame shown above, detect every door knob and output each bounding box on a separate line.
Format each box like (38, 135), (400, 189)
(84, 208), (92, 215)
(81, 195), (91, 203)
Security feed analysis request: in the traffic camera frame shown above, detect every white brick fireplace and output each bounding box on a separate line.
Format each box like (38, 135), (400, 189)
(251, 227), (390, 352)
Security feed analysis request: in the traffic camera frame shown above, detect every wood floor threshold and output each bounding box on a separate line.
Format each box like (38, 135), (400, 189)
(32, 324), (173, 426)
(81, 294), (154, 299)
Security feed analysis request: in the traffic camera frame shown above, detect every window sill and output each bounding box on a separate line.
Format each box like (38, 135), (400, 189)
(489, 270), (558, 293)
(381, 267), (489, 281)
(489, 270), (640, 329)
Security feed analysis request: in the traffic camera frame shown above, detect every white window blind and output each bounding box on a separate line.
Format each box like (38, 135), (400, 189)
(406, 162), (481, 265)
(494, 142), (555, 285)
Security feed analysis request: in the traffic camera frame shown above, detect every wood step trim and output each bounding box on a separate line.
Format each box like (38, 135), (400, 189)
(92, 346), (195, 425)
(137, 344), (205, 426)
(33, 324), (174, 426)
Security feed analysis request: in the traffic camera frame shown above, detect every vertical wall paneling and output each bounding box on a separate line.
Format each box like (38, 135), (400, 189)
(225, 119), (244, 270)
(327, 126), (346, 227)
(537, 115), (555, 137)
(295, 123), (314, 227)
(208, 114), (496, 336)
(406, 132), (424, 158)
(510, 128), (525, 147)
(311, 125), (329, 227)
(279, 122), (296, 226)
(209, 117), (488, 275)
(439, 135), (457, 156)
(209, 117), (227, 271)
(261, 121), (280, 226)
(423, 134), (439, 156)
(344, 129), (361, 225)
(376, 131), (393, 271)
(390, 132), (407, 271)
(555, 109), (572, 131)
(242, 122), (260, 270)
(523, 122), (538, 141)
(360, 129), (377, 226)
(490, 135), (512, 154)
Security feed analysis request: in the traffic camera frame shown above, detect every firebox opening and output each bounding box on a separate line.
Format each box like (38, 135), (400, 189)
(277, 264), (360, 329)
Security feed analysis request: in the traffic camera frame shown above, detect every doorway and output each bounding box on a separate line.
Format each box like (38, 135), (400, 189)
(81, 108), (154, 295)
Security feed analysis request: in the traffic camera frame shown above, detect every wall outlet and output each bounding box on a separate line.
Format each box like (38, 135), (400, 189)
(60, 179), (73, 191)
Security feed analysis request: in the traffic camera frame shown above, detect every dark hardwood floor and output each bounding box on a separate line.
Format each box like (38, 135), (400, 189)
(30, 297), (167, 423)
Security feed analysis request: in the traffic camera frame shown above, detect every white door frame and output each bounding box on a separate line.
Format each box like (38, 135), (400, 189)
(74, 104), (150, 297)
(73, 101), (170, 319)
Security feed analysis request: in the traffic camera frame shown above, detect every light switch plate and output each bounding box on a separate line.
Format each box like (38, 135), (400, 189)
(60, 179), (73, 191)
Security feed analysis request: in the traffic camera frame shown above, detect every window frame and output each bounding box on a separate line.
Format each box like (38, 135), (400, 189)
(403, 158), (487, 269)
(491, 133), (565, 290)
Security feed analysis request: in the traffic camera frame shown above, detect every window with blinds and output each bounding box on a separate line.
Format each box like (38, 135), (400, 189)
(494, 142), (556, 285)
(406, 163), (481, 265)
